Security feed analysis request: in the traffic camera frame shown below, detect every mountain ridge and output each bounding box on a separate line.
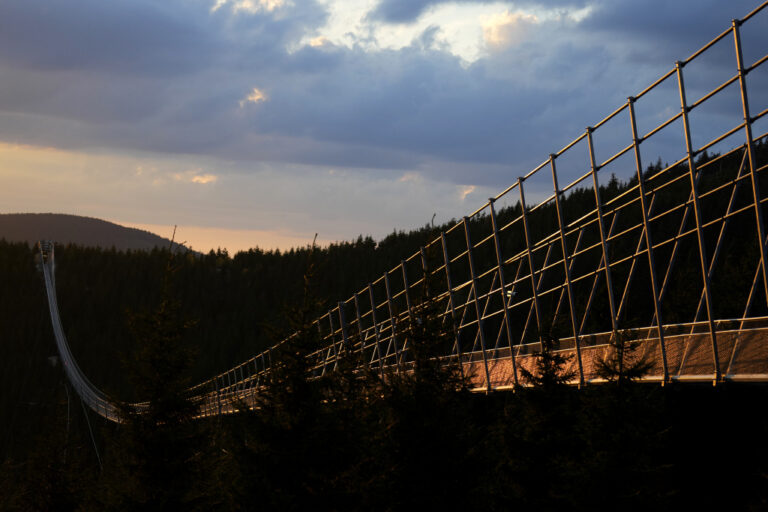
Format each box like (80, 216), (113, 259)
(0, 213), (183, 252)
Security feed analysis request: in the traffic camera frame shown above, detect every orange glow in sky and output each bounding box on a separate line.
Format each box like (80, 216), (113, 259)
(116, 221), (328, 254)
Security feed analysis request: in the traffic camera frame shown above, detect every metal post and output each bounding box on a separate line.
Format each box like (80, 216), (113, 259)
(327, 311), (338, 371)
(733, 19), (768, 310)
(578, 212), (619, 334)
(651, 143), (746, 315)
(216, 377), (222, 416)
(615, 195), (656, 325)
(502, 258), (524, 317)
(550, 228), (585, 334)
(441, 232), (463, 368)
(654, 190), (697, 316)
(368, 283), (385, 375)
(477, 271), (500, 351)
(242, 366), (249, 399)
(549, 155), (585, 386)
(690, 154), (749, 326)
(742, 251), (765, 329)
(400, 261), (414, 365)
(353, 292), (364, 352)
(236, 366), (244, 396)
(587, 127), (620, 337)
(420, 246), (429, 296)
(489, 198), (519, 386)
(384, 271), (402, 372)
(676, 61), (720, 381)
(401, 260), (415, 322)
(463, 216), (493, 393)
(518, 178), (544, 347)
(520, 241), (554, 345)
(628, 97), (669, 383)
(338, 301), (350, 354)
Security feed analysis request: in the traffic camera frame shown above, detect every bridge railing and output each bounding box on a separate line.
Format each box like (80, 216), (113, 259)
(192, 1), (768, 413)
(265, 1), (768, 390)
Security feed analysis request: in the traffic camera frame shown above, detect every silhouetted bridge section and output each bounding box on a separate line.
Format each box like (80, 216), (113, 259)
(41, 2), (768, 422)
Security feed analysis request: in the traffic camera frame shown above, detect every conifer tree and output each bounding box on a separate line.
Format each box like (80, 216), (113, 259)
(231, 236), (346, 509)
(519, 335), (576, 390)
(595, 329), (652, 384)
(97, 241), (214, 510)
(367, 245), (477, 510)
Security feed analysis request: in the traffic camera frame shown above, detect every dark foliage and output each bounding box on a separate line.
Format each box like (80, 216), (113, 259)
(91, 248), (218, 510)
(595, 329), (653, 384)
(519, 335), (576, 389)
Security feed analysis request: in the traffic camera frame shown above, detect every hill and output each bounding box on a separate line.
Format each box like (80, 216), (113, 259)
(0, 213), (180, 251)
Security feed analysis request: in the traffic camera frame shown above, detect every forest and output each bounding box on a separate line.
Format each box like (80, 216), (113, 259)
(2, 140), (768, 509)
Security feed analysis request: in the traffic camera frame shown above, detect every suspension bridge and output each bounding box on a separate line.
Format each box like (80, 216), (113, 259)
(41, 2), (768, 422)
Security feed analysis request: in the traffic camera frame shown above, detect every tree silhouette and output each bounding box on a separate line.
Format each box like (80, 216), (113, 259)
(519, 335), (576, 390)
(595, 329), (652, 385)
(96, 242), (215, 510)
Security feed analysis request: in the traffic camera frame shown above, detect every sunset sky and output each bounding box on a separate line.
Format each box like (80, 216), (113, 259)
(1, 0), (766, 253)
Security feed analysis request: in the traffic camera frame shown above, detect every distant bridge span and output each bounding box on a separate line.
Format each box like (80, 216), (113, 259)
(41, 2), (768, 422)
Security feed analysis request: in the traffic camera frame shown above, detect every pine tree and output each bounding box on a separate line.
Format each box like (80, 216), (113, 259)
(519, 335), (576, 389)
(97, 243), (214, 510)
(230, 236), (343, 509)
(366, 245), (477, 510)
(595, 329), (652, 384)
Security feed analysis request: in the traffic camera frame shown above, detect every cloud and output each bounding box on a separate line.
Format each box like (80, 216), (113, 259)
(368, 0), (440, 24)
(173, 170), (219, 185)
(240, 87), (269, 107)
(483, 11), (538, 49)
(368, 0), (588, 24)
(309, 36), (330, 47)
(191, 174), (219, 184)
(460, 185), (475, 201)
(0, 0), (765, 197)
(0, 0), (217, 76)
(211, 0), (289, 14)
(399, 172), (421, 183)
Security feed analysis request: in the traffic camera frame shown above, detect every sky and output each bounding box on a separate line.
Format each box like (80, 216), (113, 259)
(1, 0), (767, 253)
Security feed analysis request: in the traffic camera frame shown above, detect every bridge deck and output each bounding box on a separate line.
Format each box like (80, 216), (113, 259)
(463, 325), (768, 390)
(194, 325), (768, 418)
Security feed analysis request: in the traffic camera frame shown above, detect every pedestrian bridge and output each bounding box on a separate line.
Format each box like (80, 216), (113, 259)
(40, 1), (768, 422)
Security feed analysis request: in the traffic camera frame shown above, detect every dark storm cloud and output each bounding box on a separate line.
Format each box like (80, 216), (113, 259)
(0, 0), (220, 76)
(583, 0), (768, 65)
(368, 0), (589, 24)
(368, 0), (445, 23)
(0, 0), (327, 146)
(0, 0), (765, 190)
(0, 0), (329, 75)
